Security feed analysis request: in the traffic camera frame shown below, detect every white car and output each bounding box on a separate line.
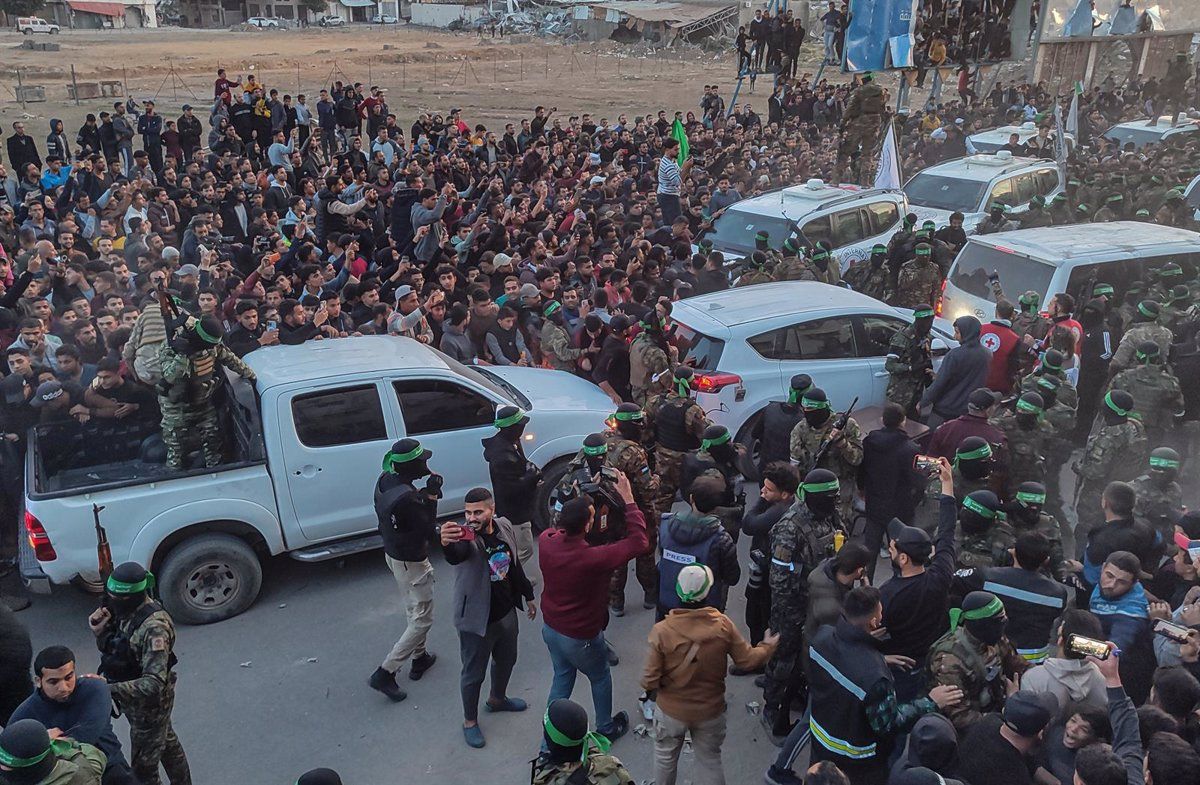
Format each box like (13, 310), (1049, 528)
(903, 152), (1062, 233)
(1103, 116), (1200, 150)
(702, 180), (907, 274)
(968, 121), (1075, 155)
(17, 16), (59, 34)
(371, 13), (398, 23)
(246, 16), (282, 27)
(1186, 174), (1200, 222)
(315, 14), (345, 26)
(668, 282), (956, 472)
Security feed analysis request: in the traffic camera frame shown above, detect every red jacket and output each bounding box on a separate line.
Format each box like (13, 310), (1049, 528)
(979, 320), (1020, 393)
(538, 503), (648, 640)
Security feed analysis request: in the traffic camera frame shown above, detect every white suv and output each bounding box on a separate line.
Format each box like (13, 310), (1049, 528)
(669, 282), (956, 470)
(1103, 116), (1200, 150)
(903, 152), (1062, 232)
(703, 180), (907, 273)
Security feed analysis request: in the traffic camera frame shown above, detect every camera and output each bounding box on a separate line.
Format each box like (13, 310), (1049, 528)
(554, 464), (627, 546)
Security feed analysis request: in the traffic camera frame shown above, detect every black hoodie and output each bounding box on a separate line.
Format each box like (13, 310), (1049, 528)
(920, 316), (990, 419)
(481, 432), (541, 525)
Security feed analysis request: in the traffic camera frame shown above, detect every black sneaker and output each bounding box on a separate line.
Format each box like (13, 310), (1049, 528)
(605, 643), (620, 667)
(409, 652), (437, 681)
(642, 591), (655, 610)
(598, 711), (629, 743)
(609, 602), (625, 617)
(764, 765), (804, 785)
(367, 667), (407, 702)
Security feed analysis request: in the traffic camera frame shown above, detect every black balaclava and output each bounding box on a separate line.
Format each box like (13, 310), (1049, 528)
(1102, 389), (1134, 427)
(801, 468), (840, 518)
(0, 719), (57, 785)
(1135, 340), (1161, 366)
(801, 387), (832, 427)
(1079, 299), (1105, 329)
(612, 402), (645, 442)
(953, 590), (1007, 647)
(701, 424), (737, 465)
(913, 304), (934, 336)
(543, 698), (609, 765)
(105, 560), (152, 617)
(297, 769), (344, 785)
(581, 432), (608, 474)
(495, 404), (530, 441)
(870, 244), (887, 268)
(1014, 391), (1044, 430)
(1010, 481), (1046, 526)
(954, 436), (993, 481)
(544, 300), (567, 327)
(959, 490), (1003, 537)
(1148, 447), (1181, 487)
(1040, 349), (1067, 379)
(1134, 300), (1160, 325)
(382, 439), (432, 482)
(183, 313), (224, 352)
(811, 245), (831, 272)
(754, 230), (770, 252)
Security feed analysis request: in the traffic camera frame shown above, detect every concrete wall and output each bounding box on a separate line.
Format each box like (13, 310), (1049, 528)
(408, 2), (484, 27)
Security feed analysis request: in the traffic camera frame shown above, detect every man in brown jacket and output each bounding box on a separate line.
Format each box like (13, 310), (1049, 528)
(642, 564), (779, 785)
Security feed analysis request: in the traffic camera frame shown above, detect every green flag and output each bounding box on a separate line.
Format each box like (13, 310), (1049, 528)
(671, 118), (689, 165)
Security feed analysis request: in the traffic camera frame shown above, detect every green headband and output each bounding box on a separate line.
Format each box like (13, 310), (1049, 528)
(582, 443), (607, 457)
(1016, 490), (1046, 505)
(787, 385), (811, 404)
(755, 231), (769, 242)
(676, 568), (714, 604)
(955, 443), (992, 462)
(494, 410), (527, 428)
(674, 375), (691, 397)
(1150, 456), (1180, 469)
(948, 595), (1004, 631)
(701, 431), (731, 451)
(913, 308), (934, 319)
(544, 301), (562, 317)
(916, 247), (931, 256)
(106, 572), (154, 595)
(1161, 266), (1183, 277)
(1136, 348), (1157, 362)
(1138, 302), (1157, 318)
(1093, 284), (1114, 296)
(543, 709), (612, 762)
(872, 244), (887, 254)
(783, 238), (799, 252)
(382, 444), (425, 471)
(801, 479), (840, 495)
(962, 495), (999, 519)
(1103, 391), (1129, 417)
(1036, 377), (1057, 391)
(0, 738), (68, 769)
(613, 410), (644, 422)
(1042, 354), (1062, 371)
(1016, 398), (1043, 415)
(811, 248), (829, 260)
(193, 321), (221, 345)
(801, 395), (830, 410)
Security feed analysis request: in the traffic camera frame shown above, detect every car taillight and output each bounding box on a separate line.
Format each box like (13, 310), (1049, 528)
(935, 279), (947, 316)
(693, 372), (742, 393)
(24, 511), (56, 562)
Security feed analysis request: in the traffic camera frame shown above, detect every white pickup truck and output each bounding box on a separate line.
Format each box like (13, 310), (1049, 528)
(22, 337), (613, 624)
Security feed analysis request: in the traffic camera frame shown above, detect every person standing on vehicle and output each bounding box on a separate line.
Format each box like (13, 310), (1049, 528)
(367, 439), (442, 703)
(757, 374), (812, 476)
(482, 406), (542, 589)
(88, 562), (191, 785)
(440, 488), (536, 749)
(885, 306), (935, 418)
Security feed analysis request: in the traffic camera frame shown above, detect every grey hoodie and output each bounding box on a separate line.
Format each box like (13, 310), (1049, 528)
(1021, 656), (1108, 710)
(920, 315), (990, 419)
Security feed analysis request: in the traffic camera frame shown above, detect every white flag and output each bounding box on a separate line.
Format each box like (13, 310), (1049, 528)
(874, 122), (902, 190)
(1053, 104), (1068, 173)
(1066, 82), (1081, 138)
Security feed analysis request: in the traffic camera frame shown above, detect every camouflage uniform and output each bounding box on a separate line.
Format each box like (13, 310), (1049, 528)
(532, 752), (634, 785)
(957, 515), (1016, 570)
(157, 341), (256, 469)
(838, 80), (886, 179)
(628, 332), (669, 406)
(680, 448), (745, 541)
(843, 260), (890, 301)
(1108, 364), (1184, 444)
(762, 500), (841, 725)
(101, 603), (190, 785)
(541, 320), (584, 372)
(1012, 511), (1067, 579)
(891, 256), (942, 310)
(1132, 473), (1184, 540)
(885, 325), (933, 415)
(736, 265), (775, 287)
(927, 627), (1026, 732)
(988, 410), (1048, 496)
(1042, 399), (1078, 526)
(644, 392), (709, 516)
(1011, 310), (1051, 349)
(1019, 370), (1078, 410)
(1073, 419), (1148, 549)
(772, 256), (822, 283)
(1109, 323), (1174, 374)
(789, 416), (863, 523)
(606, 435), (659, 608)
(1161, 301), (1195, 338)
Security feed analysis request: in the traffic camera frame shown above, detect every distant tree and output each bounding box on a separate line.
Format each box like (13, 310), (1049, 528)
(298, 0), (325, 16)
(1, 0), (47, 16)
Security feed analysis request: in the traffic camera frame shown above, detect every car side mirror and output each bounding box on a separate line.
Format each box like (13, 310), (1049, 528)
(931, 336), (950, 357)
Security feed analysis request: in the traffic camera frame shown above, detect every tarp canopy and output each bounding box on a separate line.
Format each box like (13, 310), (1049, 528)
(67, 0), (124, 16)
(339, 0), (375, 7)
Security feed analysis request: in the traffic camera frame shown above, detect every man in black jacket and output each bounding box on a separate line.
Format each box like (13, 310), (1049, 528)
(860, 403), (925, 581)
(481, 405), (542, 588)
(740, 461), (799, 647)
(277, 298), (327, 345)
(367, 438), (442, 702)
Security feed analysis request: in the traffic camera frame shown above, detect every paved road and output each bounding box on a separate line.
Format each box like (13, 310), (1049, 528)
(19, 531), (787, 785)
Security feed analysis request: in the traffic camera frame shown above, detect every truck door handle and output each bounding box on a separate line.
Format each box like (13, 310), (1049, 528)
(873, 371), (889, 378)
(294, 464), (322, 477)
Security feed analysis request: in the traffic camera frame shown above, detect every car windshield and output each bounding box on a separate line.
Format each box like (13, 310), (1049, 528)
(671, 322), (725, 371)
(1103, 124), (1169, 148)
(949, 244), (1055, 304)
(444, 357), (527, 408)
(708, 210), (796, 254)
(904, 172), (987, 212)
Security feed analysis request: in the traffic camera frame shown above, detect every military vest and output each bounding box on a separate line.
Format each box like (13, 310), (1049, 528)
(655, 396), (700, 452)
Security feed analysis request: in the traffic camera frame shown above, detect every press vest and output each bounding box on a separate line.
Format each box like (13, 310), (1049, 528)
(657, 514), (721, 612)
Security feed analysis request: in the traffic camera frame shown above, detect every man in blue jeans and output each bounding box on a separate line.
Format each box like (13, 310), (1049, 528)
(538, 468), (648, 742)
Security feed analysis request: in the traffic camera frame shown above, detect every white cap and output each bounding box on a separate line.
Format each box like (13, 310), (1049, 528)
(676, 564), (714, 603)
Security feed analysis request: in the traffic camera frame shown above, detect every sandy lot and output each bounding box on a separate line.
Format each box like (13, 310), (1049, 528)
(0, 24), (775, 140)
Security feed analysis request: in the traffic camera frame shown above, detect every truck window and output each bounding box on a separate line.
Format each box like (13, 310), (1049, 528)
(291, 385), (387, 448)
(1012, 173), (1037, 204)
(831, 209), (866, 247)
(748, 317), (856, 361)
(1034, 169), (1059, 196)
(393, 379), (494, 435)
(988, 178), (1018, 207)
(865, 201), (900, 235)
(800, 215), (832, 249)
(949, 244), (1055, 304)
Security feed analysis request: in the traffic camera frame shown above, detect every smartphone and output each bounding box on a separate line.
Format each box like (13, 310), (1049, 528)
(1153, 618), (1192, 644)
(459, 525), (476, 542)
(267, 320), (277, 331)
(1067, 634), (1113, 660)
(913, 454), (940, 474)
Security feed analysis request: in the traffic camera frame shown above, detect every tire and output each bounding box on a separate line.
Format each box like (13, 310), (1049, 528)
(158, 533), (262, 625)
(23, 29), (31, 35)
(734, 412), (764, 483)
(49, 28), (58, 33)
(533, 457), (571, 534)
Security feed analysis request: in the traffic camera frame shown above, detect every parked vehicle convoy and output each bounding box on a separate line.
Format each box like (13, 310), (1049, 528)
(22, 337), (613, 624)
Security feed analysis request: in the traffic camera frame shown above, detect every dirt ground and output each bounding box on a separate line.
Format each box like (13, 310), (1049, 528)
(0, 24), (785, 141)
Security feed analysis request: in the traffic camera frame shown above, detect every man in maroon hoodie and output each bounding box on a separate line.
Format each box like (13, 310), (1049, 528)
(538, 468), (648, 742)
(926, 388), (1007, 461)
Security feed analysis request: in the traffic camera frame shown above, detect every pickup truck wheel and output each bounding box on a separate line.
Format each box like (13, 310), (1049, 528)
(534, 458), (571, 534)
(735, 413), (764, 483)
(159, 534), (262, 625)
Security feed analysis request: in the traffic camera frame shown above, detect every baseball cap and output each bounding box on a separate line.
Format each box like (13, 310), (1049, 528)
(393, 284), (415, 302)
(967, 388), (999, 412)
(676, 564), (714, 603)
(161, 247), (181, 262)
(1002, 691), (1057, 737)
(182, 104), (193, 111)
(492, 252), (514, 267)
(176, 264), (200, 278)
(589, 176), (605, 186)
(31, 381), (64, 408)
(518, 283), (540, 299)
(887, 518), (932, 560)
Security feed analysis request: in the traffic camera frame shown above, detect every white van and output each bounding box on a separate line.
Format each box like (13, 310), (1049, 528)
(702, 180), (907, 273)
(940, 221), (1200, 323)
(1103, 116), (1200, 150)
(17, 17), (60, 34)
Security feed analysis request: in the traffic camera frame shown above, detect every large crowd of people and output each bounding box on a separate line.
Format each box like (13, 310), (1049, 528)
(0, 45), (1198, 785)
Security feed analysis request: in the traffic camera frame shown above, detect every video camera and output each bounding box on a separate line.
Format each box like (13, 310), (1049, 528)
(554, 464), (627, 546)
